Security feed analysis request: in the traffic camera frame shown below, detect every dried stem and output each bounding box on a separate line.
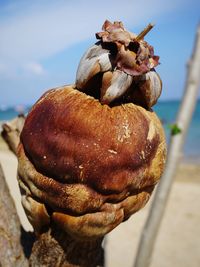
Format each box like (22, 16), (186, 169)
(29, 225), (104, 267)
(135, 23), (154, 41)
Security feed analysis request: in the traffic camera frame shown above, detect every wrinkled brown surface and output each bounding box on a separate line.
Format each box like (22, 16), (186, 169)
(18, 85), (166, 239)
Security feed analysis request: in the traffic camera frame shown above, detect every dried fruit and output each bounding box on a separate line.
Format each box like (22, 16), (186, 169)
(17, 21), (166, 241)
(76, 20), (161, 107)
(18, 86), (166, 238)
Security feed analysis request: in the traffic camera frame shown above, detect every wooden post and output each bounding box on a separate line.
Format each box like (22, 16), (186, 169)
(134, 24), (200, 267)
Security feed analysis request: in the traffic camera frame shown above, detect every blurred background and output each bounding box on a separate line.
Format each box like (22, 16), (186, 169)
(0, 1), (200, 267)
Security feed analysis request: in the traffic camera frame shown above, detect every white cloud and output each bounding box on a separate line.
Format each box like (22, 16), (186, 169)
(24, 62), (46, 75)
(0, 0), (189, 64)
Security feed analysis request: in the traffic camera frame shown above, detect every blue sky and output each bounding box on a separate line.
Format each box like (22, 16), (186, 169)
(0, 0), (200, 106)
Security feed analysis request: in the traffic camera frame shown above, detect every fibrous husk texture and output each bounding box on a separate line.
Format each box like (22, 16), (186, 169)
(18, 85), (166, 240)
(96, 20), (159, 76)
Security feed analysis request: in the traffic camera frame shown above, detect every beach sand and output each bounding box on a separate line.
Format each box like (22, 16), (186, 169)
(0, 136), (199, 267)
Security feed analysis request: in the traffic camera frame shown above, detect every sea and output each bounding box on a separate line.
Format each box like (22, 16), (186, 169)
(0, 100), (200, 161)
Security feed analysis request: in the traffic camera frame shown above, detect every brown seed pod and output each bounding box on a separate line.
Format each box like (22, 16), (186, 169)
(76, 20), (161, 106)
(17, 85), (166, 239)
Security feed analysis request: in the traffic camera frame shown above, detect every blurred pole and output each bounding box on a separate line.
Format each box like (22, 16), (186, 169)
(134, 23), (200, 267)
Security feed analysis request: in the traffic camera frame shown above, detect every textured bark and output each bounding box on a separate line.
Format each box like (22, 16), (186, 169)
(0, 163), (28, 267)
(134, 24), (200, 267)
(29, 225), (104, 267)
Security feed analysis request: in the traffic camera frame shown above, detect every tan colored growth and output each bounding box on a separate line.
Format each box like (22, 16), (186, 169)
(18, 85), (166, 239)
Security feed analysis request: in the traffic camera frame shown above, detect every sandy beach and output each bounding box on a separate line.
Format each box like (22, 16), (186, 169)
(0, 136), (200, 267)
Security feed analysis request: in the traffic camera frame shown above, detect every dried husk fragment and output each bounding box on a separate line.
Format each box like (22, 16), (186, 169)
(76, 20), (161, 107)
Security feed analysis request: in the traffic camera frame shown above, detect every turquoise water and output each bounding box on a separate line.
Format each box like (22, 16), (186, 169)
(155, 100), (200, 158)
(0, 100), (199, 157)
